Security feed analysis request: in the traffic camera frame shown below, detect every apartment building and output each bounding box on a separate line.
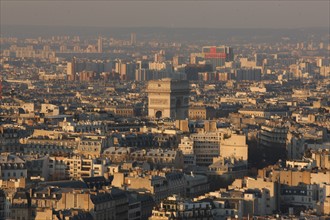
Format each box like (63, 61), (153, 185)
(190, 131), (224, 166)
(0, 154), (27, 181)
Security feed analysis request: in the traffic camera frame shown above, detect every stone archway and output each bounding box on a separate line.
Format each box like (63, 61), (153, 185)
(155, 111), (162, 119)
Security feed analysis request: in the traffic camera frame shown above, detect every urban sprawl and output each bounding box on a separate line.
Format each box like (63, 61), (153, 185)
(0, 31), (329, 220)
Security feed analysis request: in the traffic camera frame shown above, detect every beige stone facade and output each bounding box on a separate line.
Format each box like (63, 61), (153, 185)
(220, 134), (248, 162)
(147, 78), (189, 120)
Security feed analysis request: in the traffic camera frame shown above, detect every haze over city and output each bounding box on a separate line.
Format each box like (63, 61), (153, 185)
(1, 1), (329, 29)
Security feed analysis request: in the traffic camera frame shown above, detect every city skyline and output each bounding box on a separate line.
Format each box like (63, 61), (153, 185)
(0, 1), (329, 219)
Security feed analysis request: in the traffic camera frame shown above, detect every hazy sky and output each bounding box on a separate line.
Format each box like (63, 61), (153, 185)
(1, 1), (329, 29)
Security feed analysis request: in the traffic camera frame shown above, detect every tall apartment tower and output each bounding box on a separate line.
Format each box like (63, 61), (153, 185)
(67, 57), (76, 81)
(97, 36), (103, 53)
(130, 32), (136, 46)
(147, 78), (189, 120)
(115, 60), (136, 81)
(154, 50), (166, 62)
(202, 46), (233, 69)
